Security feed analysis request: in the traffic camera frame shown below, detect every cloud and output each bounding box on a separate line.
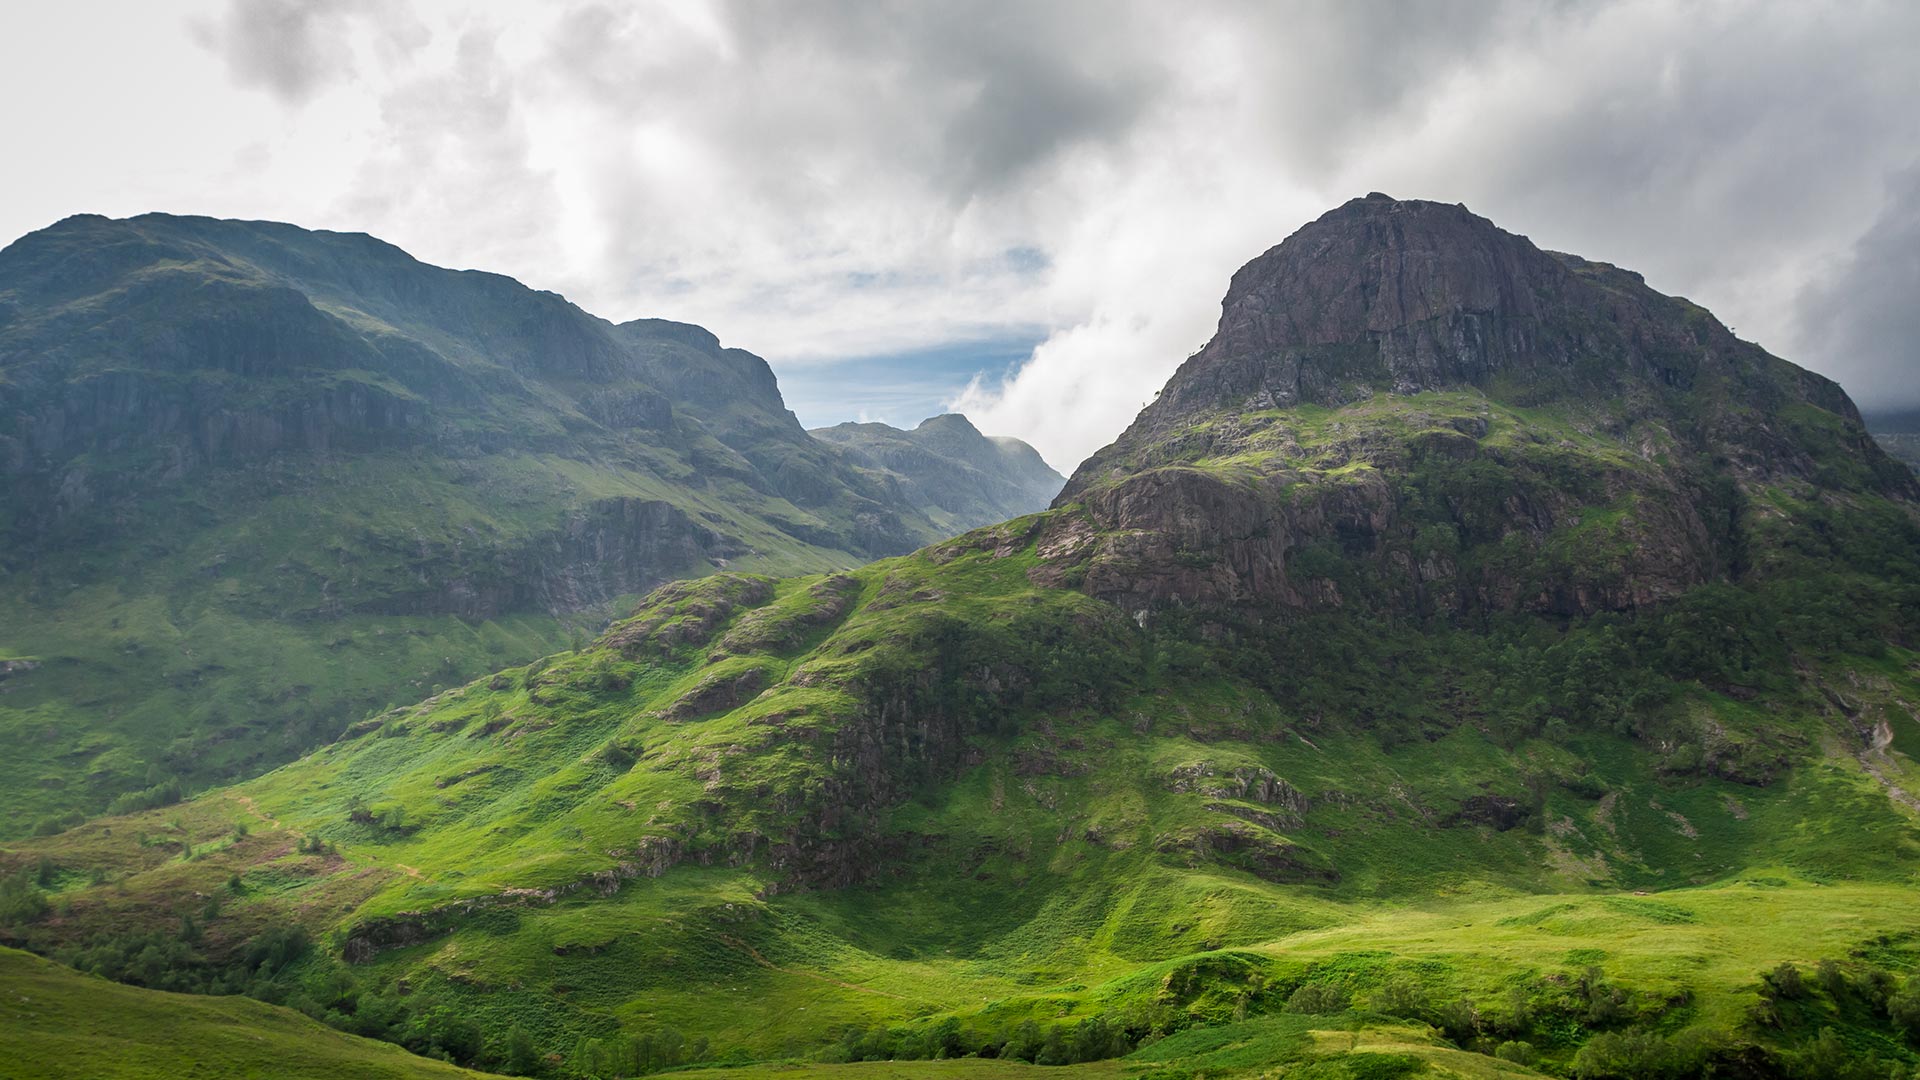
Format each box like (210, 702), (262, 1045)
(956, 0), (1920, 467)
(190, 0), (384, 104)
(1793, 166), (1920, 415)
(11, 1), (1915, 472)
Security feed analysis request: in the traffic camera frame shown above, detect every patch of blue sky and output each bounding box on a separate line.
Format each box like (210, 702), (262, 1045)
(780, 331), (1044, 431)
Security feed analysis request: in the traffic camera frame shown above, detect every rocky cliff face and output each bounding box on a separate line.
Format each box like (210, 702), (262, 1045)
(810, 413), (1064, 532)
(1053, 195), (1915, 618)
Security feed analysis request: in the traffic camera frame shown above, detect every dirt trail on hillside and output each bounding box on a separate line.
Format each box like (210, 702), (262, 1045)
(225, 792), (434, 882)
(226, 793), (292, 835)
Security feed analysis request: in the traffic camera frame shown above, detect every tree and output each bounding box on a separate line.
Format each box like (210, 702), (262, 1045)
(1495, 1040), (1538, 1066)
(1374, 975), (1429, 1021)
(1767, 962), (1807, 1000)
(1890, 978), (1920, 1040)
(1003, 1020), (1044, 1063)
(1034, 1025), (1071, 1066)
(504, 1025), (539, 1076)
(932, 1016), (965, 1059)
(1287, 982), (1351, 1015)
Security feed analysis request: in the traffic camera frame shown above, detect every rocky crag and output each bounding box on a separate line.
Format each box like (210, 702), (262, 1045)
(1054, 193), (1913, 616)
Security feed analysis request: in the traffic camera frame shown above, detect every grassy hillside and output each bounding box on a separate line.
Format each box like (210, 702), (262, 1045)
(0, 945), (493, 1079)
(5, 465), (1919, 1075)
(0, 935), (1554, 1080)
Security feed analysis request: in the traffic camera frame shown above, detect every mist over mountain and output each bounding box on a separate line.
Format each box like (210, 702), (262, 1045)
(1865, 409), (1920, 473)
(6, 196), (1919, 1080)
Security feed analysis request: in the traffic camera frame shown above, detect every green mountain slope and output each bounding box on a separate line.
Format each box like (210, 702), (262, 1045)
(0, 945), (493, 1079)
(0, 214), (1006, 835)
(810, 413), (1065, 533)
(7, 196), (1920, 1079)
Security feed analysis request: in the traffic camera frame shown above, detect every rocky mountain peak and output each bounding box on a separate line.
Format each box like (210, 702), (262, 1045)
(1045, 195), (1913, 618)
(1063, 194), (1905, 505)
(1138, 195), (1591, 431)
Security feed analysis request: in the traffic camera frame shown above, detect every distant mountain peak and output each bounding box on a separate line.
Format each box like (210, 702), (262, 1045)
(914, 412), (981, 435)
(810, 413), (1062, 530)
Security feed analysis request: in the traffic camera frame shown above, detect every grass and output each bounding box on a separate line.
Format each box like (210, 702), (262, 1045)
(6, 533), (1918, 1073)
(0, 946), (492, 1079)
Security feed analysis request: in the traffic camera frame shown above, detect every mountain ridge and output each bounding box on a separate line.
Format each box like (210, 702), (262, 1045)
(0, 212), (1055, 834)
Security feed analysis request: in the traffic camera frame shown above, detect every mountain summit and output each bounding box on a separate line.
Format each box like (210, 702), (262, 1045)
(1072, 193), (1903, 491)
(1055, 194), (1913, 615)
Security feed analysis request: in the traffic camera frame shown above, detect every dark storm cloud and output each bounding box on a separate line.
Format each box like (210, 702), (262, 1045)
(1795, 167), (1920, 414)
(191, 0), (373, 104)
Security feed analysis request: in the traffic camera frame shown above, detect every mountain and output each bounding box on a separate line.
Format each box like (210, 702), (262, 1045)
(809, 413), (1064, 532)
(0, 213), (982, 835)
(1059, 193), (1914, 616)
(6, 197), (1920, 1079)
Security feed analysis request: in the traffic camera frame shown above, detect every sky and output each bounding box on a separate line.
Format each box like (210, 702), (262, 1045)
(2, 1), (1917, 472)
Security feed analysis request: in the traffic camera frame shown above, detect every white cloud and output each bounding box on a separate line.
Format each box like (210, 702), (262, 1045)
(2, 0), (1915, 473)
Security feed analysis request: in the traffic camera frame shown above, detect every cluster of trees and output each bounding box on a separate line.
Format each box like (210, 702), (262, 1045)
(103, 776), (185, 817)
(0, 866), (51, 925)
(565, 1027), (712, 1078)
(297, 980), (488, 1068)
(821, 1014), (1134, 1067)
(50, 922), (309, 997)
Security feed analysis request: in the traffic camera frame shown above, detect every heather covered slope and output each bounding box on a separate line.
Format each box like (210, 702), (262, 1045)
(0, 213), (992, 834)
(810, 413), (1064, 532)
(6, 198), (1920, 1078)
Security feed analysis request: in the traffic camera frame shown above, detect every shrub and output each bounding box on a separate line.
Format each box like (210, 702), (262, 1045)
(1890, 978), (1920, 1040)
(0, 873), (49, 925)
(1495, 1040), (1538, 1066)
(105, 778), (184, 816)
(1766, 962), (1806, 1000)
(1373, 975), (1430, 1021)
(1287, 982), (1351, 1015)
